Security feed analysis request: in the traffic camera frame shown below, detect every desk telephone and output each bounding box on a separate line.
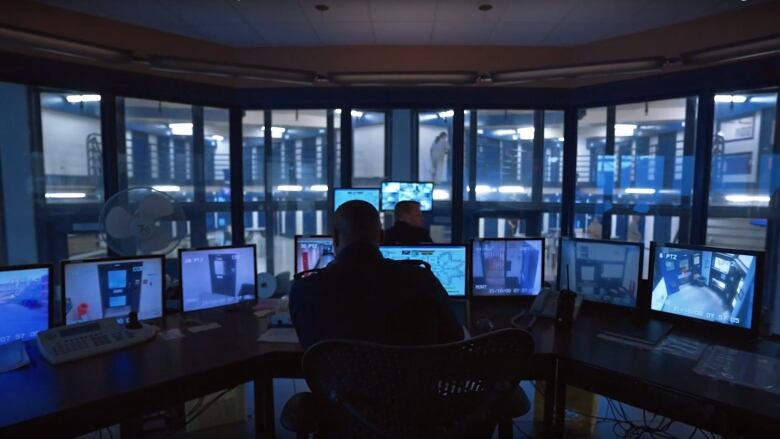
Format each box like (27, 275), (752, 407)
(36, 312), (158, 365)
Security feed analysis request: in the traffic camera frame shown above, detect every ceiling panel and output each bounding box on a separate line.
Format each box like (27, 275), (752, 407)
(373, 22), (434, 44)
(490, 21), (556, 46)
(369, 0), (438, 22)
(31, 0), (774, 48)
(311, 21), (375, 45)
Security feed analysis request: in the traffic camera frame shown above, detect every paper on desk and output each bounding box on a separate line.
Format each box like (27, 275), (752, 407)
(188, 322), (221, 333)
(0, 340), (31, 373)
(257, 328), (299, 344)
(159, 328), (185, 341)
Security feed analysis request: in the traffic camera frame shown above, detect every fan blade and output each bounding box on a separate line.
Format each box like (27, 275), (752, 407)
(104, 206), (133, 239)
(138, 225), (173, 254)
(138, 192), (175, 220)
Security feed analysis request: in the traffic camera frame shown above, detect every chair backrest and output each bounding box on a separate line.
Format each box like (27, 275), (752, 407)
(302, 328), (535, 438)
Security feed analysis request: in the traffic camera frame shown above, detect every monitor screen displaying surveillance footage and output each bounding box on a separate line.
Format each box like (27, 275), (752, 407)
(380, 182), (434, 211)
(0, 266), (50, 344)
(559, 238), (642, 308)
(180, 245), (257, 312)
(651, 244), (759, 330)
(334, 188), (381, 211)
(295, 236), (335, 274)
(379, 245), (467, 297)
(63, 256), (164, 324)
(472, 239), (544, 297)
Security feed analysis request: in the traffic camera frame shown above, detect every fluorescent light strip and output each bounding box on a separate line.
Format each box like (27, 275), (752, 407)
(491, 58), (666, 84)
(261, 126), (286, 139)
(169, 123), (193, 136)
(44, 192), (86, 199)
(65, 94), (101, 103)
(615, 124), (637, 137)
(0, 25), (132, 62)
(152, 185), (181, 192)
(682, 33), (780, 65)
(433, 189), (450, 200)
(329, 71), (477, 85)
(498, 185), (526, 194)
(309, 185), (329, 192)
(724, 194), (770, 203)
(714, 95), (747, 103)
(209, 134), (224, 142)
(277, 185), (303, 192)
(517, 127), (534, 140)
(474, 185), (495, 194)
(148, 55), (315, 85)
(438, 110), (454, 118)
(624, 187), (656, 195)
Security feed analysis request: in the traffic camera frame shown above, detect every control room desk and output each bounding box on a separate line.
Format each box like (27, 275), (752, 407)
(466, 300), (780, 438)
(0, 306), (303, 438)
(4, 302), (780, 438)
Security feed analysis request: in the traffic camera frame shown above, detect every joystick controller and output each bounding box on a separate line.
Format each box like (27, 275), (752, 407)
(126, 311), (142, 329)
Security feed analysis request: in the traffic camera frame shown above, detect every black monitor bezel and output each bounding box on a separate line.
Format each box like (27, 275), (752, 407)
(469, 237), (546, 300)
(61, 254), (166, 324)
(293, 235), (334, 275)
(178, 244), (258, 313)
(379, 181), (435, 212)
(378, 243), (469, 298)
(0, 263), (55, 334)
(648, 241), (764, 335)
(557, 237), (645, 311)
(332, 188), (381, 211)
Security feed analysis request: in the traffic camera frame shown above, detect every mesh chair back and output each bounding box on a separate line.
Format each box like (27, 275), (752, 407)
(302, 328), (535, 438)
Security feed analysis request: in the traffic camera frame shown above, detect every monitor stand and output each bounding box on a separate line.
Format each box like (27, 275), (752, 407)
(602, 317), (673, 346)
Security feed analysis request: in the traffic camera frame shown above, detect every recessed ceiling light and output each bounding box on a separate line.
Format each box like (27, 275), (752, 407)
(478, 3), (493, 11)
(315, 4), (330, 11)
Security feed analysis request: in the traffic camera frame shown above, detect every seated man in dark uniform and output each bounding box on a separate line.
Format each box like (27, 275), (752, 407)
(383, 200), (433, 245)
(289, 200), (463, 348)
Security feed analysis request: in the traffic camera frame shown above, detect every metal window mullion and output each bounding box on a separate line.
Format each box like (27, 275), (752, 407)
(452, 108), (465, 243)
(690, 92), (715, 245)
(264, 110), (274, 274)
(190, 105), (208, 248)
(229, 107), (245, 246)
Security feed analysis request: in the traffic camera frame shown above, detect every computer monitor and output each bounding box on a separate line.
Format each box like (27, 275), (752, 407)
(471, 238), (544, 297)
(558, 238), (643, 308)
(379, 245), (467, 297)
(334, 188), (381, 211)
(380, 182), (434, 212)
(650, 243), (761, 331)
(295, 235), (335, 274)
(0, 265), (51, 344)
(179, 245), (257, 312)
(62, 256), (164, 324)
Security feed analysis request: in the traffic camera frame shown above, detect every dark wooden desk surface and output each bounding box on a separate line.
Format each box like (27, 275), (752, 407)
(4, 300), (780, 437)
(0, 306), (303, 436)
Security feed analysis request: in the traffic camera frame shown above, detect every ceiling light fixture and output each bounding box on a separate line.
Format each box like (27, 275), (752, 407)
(477, 3), (494, 11)
(169, 123), (193, 136)
(0, 25), (132, 62)
(65, 94), (101, 103)
(148, 56), (316, 85)
(681, 33), (780, 65)
(328, 71), (478, 86)
(315, 4), (330, 11)
(491, 58), (667, 84)
(714, 94), (747, 103)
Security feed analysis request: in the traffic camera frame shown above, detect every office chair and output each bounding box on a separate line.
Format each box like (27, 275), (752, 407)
(281, 328), (535, 438)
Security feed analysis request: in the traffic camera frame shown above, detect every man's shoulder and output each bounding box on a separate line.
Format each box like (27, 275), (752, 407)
(380, 258), (435, 279)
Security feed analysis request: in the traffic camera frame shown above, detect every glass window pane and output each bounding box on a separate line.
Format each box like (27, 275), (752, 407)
(204, 107), (230, 202)
(40, 90), (103, 203)
(473, 110), (534, 202)
(544, 111), (565, 203)
(614, 98), (696, 206)
(610, 214), (681, 278)
(39, 89), (105, 260)
(242, 110), (266, 273)
(352, 110), (385, 187)
(710, 90), (778, 207)
(419, 110), (453, 242)
(124, 98), (194, 201)
(576, 107), (608, 205)
(271, 110), (328, 276)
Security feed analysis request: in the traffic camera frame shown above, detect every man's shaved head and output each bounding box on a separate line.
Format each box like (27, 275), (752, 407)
(333, 200), (382, 253)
